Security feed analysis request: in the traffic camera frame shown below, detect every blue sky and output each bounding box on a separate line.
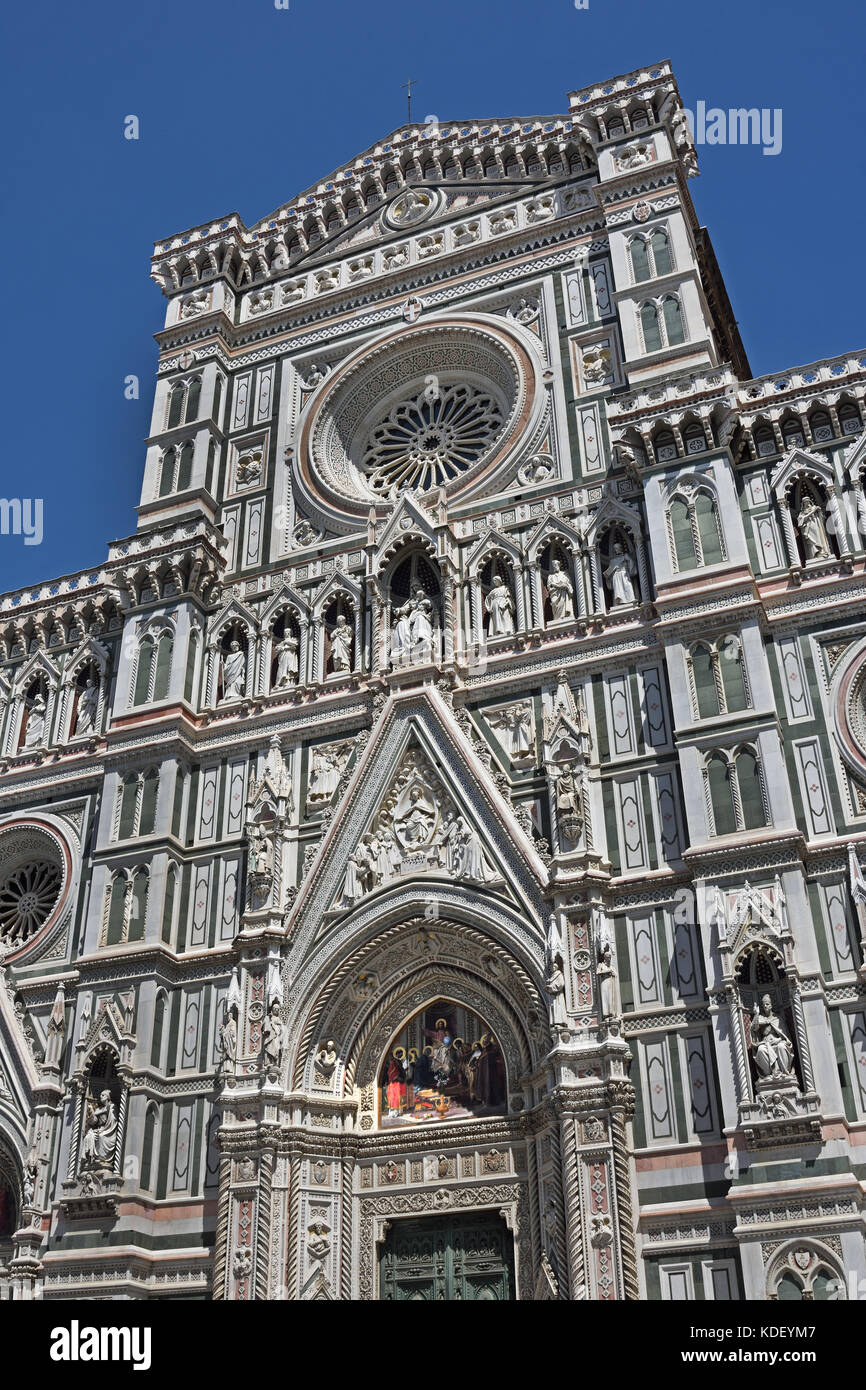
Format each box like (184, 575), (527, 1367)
(0, 0), (863, 593)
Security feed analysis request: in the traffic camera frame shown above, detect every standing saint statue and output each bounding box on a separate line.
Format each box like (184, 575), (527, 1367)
(75, 676), (100, 735)
(329, 614), (353, 673)
(274, 634), (299, 688)
(220, 640), (246, 702)
(546, 558), (575, 623)
(485, 573), (515, 637)
(603, 542), (637, 607)
(796, 497), (832, 561)
(23, 691), (47, 749)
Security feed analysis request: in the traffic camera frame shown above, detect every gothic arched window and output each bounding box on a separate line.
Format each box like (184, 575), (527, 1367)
(662, 295), (685, 346)
(630, 237), (651, 283)
(650, 229), (673, 276)
(640, 302), (662, 353)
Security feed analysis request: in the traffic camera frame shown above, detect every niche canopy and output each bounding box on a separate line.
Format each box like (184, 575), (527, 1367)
(295, 316), (542, 534)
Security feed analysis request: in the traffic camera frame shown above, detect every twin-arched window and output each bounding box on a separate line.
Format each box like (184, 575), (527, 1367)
(668, 488), (725, 570)
(158, 441), (194, 496)
(630, 229), (674, 283)
(104, 868), (149, 945)
(116, 769), (160, 839)
(640, 296), (686, 353)
(705, 747), (767, 836)
(133, 629), (173, 707)
(166, 376), (201, 430)
(689, 636), (750, 719)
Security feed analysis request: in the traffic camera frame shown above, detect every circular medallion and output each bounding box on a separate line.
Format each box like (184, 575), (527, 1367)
(383, 187), (441, 230)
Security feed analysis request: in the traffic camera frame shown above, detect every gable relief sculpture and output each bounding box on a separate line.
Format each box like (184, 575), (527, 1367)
(338, 749), (500, 908)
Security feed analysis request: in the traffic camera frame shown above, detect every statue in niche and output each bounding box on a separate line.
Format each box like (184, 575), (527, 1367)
(555, 769), (584, 842)
(596, 919), (618, 1019)
(546, 558), (575, 623)
(262, 1002), (283, 1071)
(80, 1090), (119, 1171)
(505, 705), (533, 759)
(75, 675), (100, 735)
(796, 495), (832, 561)
(219, 1010), (238, 1076)
(485, 572), (515, 636)
(23, 691), (47, 749)
(544, 915), (568, 1029)
(603, 541), (637, 607)
(274, 633), (299, 688)
(328, 613), (353, 673)
(391, 586), (436, 665)
(247, 822), (274, 878)
(220, 640), (246, 702)
(750, 995), (795, 1081)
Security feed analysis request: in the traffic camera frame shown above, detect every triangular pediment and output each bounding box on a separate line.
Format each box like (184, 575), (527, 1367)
(466, 525), (524, 575)
(525, 511), (584, 558)
(373, 494), (441, 571)
(207, 597), (257, 641)
(770, 446), (834, 494)
(12, 648), (60, 693)
(66, 633), (111, 681)
(286, 687), (548, 952)
(260, 583), (311, 626)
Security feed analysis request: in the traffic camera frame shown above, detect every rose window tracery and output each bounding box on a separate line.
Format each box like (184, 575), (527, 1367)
(0, 860), (62, 949)
(362, 384), (503, 495)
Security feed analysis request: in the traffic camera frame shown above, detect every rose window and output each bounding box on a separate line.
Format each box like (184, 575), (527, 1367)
(362, 384), (504, 495)
(0, 860), (62, 949)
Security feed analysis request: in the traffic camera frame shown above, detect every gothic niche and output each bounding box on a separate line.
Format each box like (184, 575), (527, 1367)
(540, 543), (576, 627)
(389, 552), (440, 667)
(217, 626), (248, 704)
(600, 527), (639, 609)
(789, 478), (836, 564)
(19, 678), (49, 752)
(270, 612), (300, 691)
(74, 1048), (124, 1195)
(378, 999), (506, 1128)
(324, 597), (354, 676)
(737, 947), (801, 1099)
(480, 558), (516, 638)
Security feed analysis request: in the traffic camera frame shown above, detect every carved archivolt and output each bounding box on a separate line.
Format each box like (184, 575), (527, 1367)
(289, 915), (544, 1095)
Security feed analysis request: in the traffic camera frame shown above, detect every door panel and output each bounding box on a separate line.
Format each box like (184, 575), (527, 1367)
(379, 1210), (515, 1301)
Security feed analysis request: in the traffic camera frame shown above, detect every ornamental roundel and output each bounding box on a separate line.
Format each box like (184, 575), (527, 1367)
(0, 820), (72, 960)
(295, 316), (545, 533)
(382, 187), (442, 230)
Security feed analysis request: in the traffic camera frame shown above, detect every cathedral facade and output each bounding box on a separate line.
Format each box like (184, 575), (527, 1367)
(1, 60), (865, 1302)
